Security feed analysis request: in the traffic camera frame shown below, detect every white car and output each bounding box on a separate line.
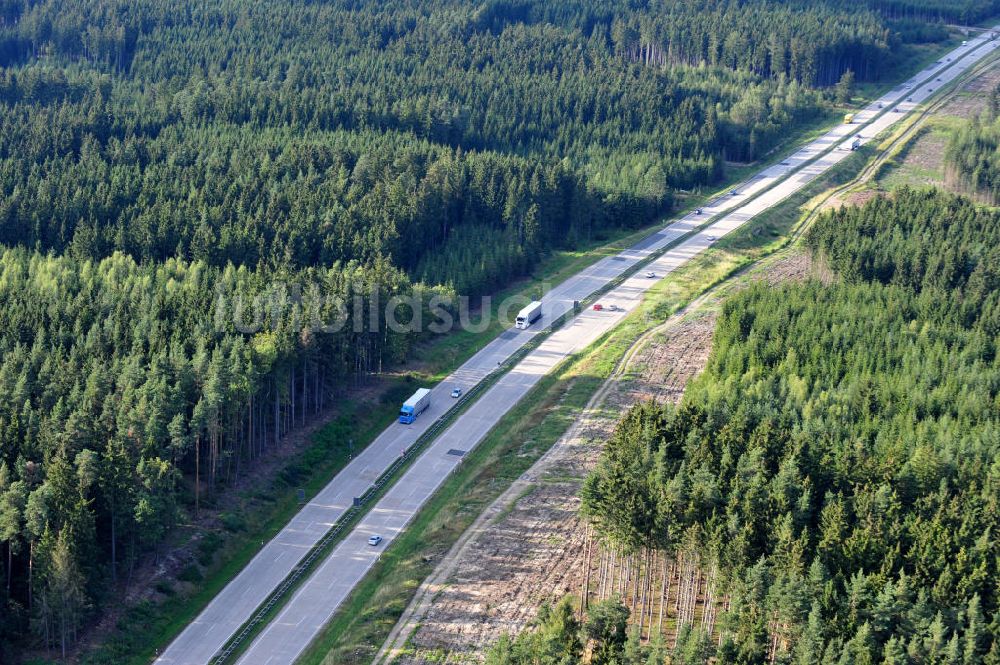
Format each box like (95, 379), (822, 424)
(450, 388), (462, 398)
(368, 535), (383, 546)
(645, 271), (656, 278)
(707, 235), (717, 243)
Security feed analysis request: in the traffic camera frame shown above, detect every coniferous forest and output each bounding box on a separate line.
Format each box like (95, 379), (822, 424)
(529, 189), (999, 665)
(0, 0), (993, 660)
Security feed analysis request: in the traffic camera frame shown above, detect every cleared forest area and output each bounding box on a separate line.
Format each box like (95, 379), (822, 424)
(380, 250), (815, 664)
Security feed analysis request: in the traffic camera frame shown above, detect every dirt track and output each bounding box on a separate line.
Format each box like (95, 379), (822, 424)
(379, 251), (813, 664)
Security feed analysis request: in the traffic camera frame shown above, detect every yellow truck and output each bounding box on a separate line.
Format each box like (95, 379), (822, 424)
(844, 113), (855, 124)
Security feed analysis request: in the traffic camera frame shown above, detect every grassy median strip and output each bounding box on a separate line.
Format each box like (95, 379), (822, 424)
(207, 288), (611, 663)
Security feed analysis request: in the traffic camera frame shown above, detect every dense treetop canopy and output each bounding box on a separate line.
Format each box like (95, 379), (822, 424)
(0, 0), (987, 659)
(579, 189), (1000, 663)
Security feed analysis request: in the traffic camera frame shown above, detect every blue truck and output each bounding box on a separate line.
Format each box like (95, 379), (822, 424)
(399, 388), (432, 424)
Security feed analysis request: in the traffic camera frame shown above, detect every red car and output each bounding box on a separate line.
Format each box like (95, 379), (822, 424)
(592, 303), (603, 311)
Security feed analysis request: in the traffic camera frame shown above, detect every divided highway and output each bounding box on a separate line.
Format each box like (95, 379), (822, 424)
(156, 28), (1000, 665)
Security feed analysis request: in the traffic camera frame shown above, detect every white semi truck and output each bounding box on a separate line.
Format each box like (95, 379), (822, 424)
(399, 388), (432, 424)
(515, 301), (543, 329)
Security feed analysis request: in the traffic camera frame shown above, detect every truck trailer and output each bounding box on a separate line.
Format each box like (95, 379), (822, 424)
(515, 301), (543, 329)
(399, 388), (432, 424)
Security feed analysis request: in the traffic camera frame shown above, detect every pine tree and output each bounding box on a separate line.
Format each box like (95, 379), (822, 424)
(0, 479), (26, 595)
(835, 69), (855, 104)
(586, 597), (630, 665)
(44, 528), (87, 658)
